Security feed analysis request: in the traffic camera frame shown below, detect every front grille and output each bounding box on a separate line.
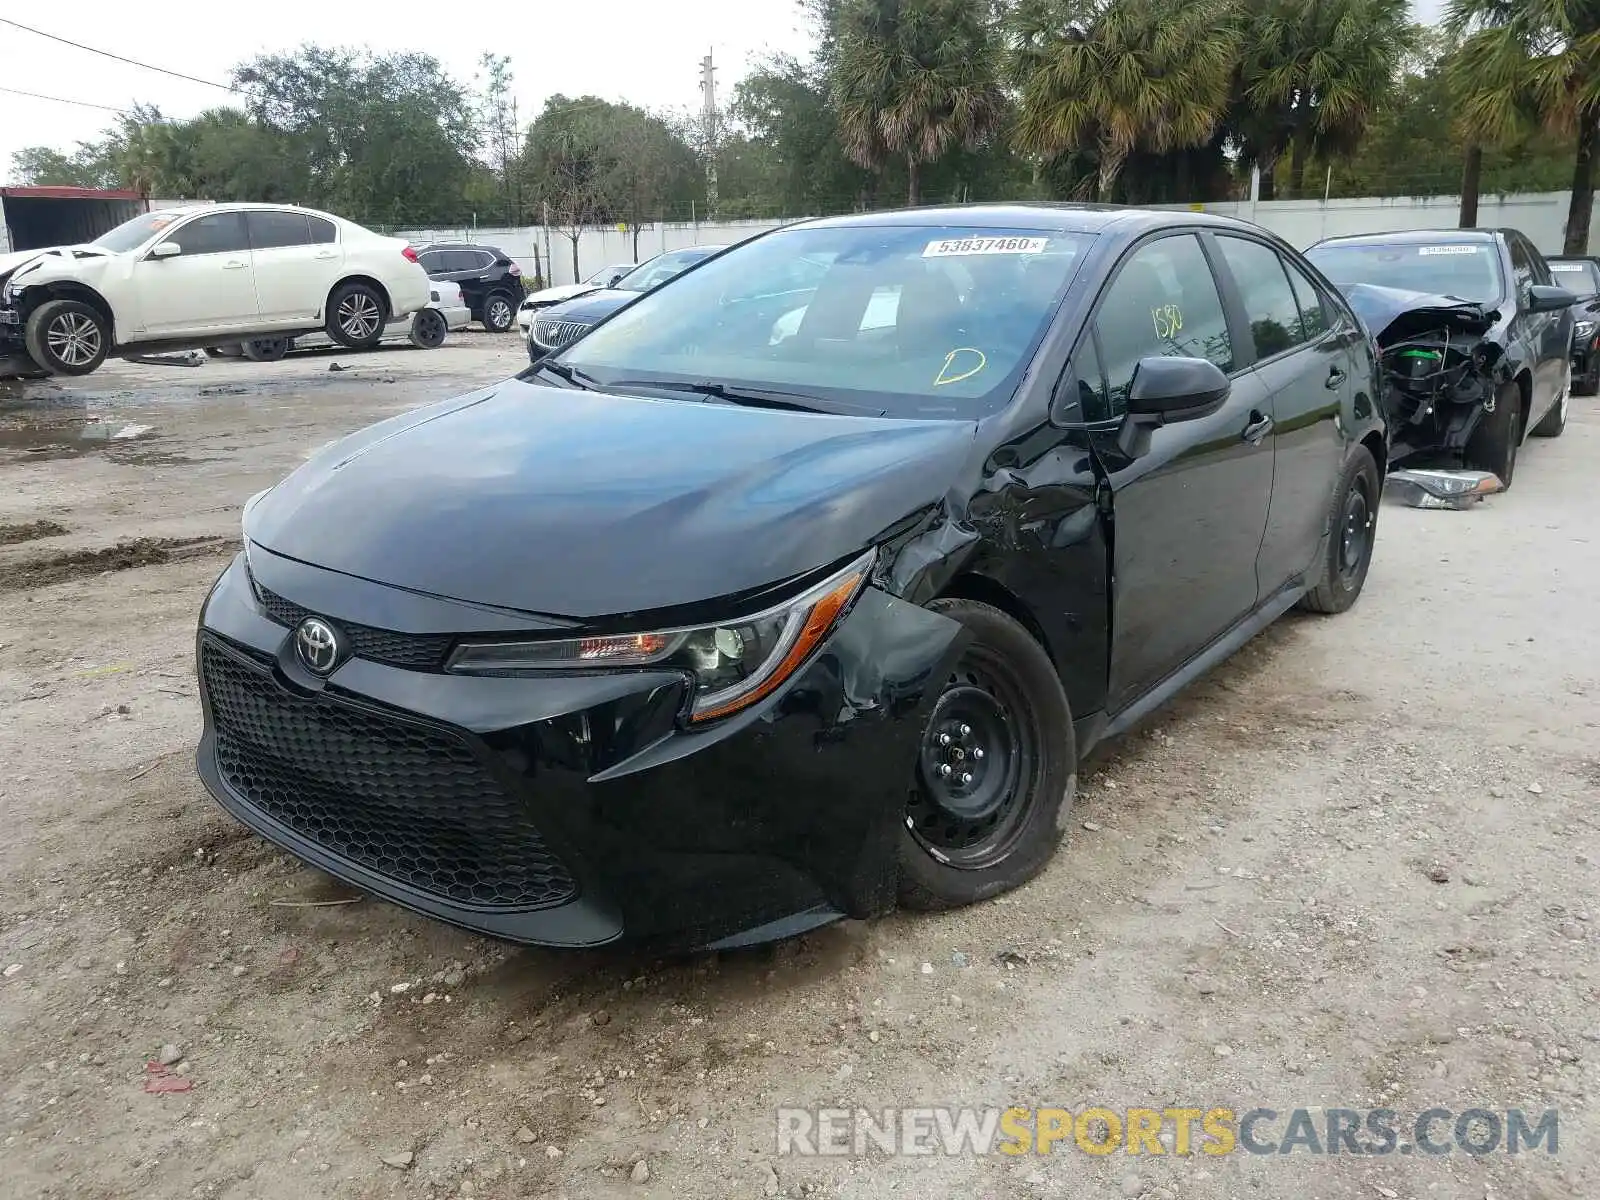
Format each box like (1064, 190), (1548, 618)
(201, 638), (577, 910)
(531, 318), (589, 350)
(256, 585), (455, 671)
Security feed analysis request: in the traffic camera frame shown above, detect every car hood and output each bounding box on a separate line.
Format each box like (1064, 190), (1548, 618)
(1335, 282), (1500, 345)
(0, 243), (112, 286)
(245, 378), (976, 619)
(537, 289), (640, 324)
(523, 283), (599, 306)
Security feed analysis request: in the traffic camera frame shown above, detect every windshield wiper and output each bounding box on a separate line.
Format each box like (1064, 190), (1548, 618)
(532, 360), (601, 390)
(605, 378), (886, 417)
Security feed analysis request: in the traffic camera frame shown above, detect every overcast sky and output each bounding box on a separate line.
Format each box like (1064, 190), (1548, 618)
(1, 0), (1450, 188)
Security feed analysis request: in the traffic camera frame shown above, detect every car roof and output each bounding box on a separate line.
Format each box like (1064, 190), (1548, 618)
(419, 242), (505, 253)
(1308, 228), (1503, 250)
(790, 202), (1284, 238)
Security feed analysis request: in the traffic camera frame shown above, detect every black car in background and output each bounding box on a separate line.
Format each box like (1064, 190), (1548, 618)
(1548, 255), (1600, 394)
(1305, 228), (1572, 484)
(198, 204), (1386, 952)
(527, 244), (726, 362)
(415, 242), (523, 332)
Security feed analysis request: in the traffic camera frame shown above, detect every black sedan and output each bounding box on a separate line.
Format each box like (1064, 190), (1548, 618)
(1547, 255), (1600, 394)
(1305, 228), (1573, 482)
(527, 244), (725, 363)
(196, 204), (1386, 952)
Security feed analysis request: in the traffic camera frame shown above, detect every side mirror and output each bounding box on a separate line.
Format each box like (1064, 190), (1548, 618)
(149, 241), (181, 260)
(1116, 356), (1230, 458)
(1528, 284), (1577, 313)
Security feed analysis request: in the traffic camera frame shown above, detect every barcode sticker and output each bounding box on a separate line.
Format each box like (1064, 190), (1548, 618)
(924, 236), (1050, 258)
(1417, 245), (1481, 256)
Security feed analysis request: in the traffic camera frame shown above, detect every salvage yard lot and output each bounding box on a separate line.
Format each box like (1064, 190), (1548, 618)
(1, 340), (1596, 1200)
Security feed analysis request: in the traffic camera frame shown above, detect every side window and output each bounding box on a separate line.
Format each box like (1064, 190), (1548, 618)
(247, 211), (311, 250)
(1215, 235), (1304, 360)
(1525, 238), (1554, 286)
(447, 251), (486, 272)
(1508, 237), (1534, 302)
(167, 212), (249, 257)
(308, 216), (338, 245)
(1096, 234), (1233, 418)
(1282, 259), (1332, 342)
(417, 251), (444, 273)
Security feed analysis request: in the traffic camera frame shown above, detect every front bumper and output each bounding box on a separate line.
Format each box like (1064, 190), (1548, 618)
(194, 547), (963, 951)
(0, 306), (22, 356)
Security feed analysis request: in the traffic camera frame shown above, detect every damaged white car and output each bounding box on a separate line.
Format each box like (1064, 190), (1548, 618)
(0, 204), (431, 377)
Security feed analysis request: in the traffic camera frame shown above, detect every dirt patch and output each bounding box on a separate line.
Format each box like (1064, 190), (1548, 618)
(0, 535), (232, 593)
(0, 518), (68, 546)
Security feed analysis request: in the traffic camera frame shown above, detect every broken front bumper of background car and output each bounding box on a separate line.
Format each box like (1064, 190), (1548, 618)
(1341, 283), (1504, 466)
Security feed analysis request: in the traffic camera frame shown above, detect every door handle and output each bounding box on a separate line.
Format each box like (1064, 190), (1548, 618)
(1241, 411), (1274, 445)
(1325, 366), (1347, 389)
(223, 260), (248, 270)
(314, 250), (337, 260)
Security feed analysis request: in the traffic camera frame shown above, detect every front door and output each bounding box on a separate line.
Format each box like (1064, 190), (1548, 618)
(1081, 232), (1277, 712)
(134, 211), (259, 336)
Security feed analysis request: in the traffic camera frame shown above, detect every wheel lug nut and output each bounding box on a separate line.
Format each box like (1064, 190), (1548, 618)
(938, 733), (952, 746)
(960, 772), (973, 786)
(939, 764), (952, 778)
(958, 724), (971, 737)
(972, 747), (984, 760)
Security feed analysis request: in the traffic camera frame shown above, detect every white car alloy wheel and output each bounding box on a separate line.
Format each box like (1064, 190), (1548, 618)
(337, 293), (383, 341)
(47, 311), (102, 367)
(485, 295), (514, 332)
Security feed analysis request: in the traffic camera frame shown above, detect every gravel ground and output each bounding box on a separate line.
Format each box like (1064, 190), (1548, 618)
(0, 336), (1596, 1200)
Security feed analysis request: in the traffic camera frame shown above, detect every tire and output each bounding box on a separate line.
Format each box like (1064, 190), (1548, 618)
(1577, 367), (1599, 397)
(897, 598), (1076, 911)
(1464, 382), (1522, 487)
(482, 291), (516, 333)
(241, 337), (291, 363)
(409, 308), (447, 349)
(326, 281), (387, 348)
(1299, 446), (1380, 615)
(1532, 386), (1567, 438)
(23, 299), (109, 376)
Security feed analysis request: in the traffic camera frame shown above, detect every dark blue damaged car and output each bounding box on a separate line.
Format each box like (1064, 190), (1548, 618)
(196, 204), (1387, 952)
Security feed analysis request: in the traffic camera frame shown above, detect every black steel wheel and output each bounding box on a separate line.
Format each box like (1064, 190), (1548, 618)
(1299, 445), (1379, 615)
(898, 598), (1075, 910)
(241, 337), (291, 362)
(409, 307), (448, 349)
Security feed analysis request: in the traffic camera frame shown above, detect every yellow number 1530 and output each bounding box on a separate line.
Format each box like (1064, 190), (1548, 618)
(1150, 304), (1183, 340)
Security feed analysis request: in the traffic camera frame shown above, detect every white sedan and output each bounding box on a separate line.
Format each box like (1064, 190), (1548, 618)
(0, 202), (431, 376)
(516, 262), (634, 333)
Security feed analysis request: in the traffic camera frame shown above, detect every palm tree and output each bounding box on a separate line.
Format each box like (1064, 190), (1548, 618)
(1448, 0), (1600, 253)
(1232, 0), (1416, 200)
(830, 0), (1007, 206)
(1007, 0), (1242, 202)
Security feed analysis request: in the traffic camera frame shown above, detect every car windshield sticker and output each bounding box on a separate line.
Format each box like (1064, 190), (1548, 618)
(1151, 304), (1183, 340)
(1417, 245), (1481, 255)
(923, 236), (1049, 258)
(933, 347), (987, 386)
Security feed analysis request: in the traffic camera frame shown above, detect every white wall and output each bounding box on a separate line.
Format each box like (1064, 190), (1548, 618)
(390, 191), (1598, 286)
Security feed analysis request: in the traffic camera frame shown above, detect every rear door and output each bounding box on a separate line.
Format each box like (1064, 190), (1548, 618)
(1210, 233), (1350, 594)
(1083, 231), (1277, 712)
(134, 210), (260, 336)
(247, 210), (342, 324)
(440, 249), (493, 313)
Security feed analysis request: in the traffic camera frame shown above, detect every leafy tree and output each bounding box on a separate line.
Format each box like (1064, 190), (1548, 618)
(830, 0), (1007, 205)
(1448, 0), (1600, 252)
(475, 52), (521, 224)
(522, 97), (617, 277)
(1008, 0), (1242, 201)
(728, 54), (872, 214)
(10, 144), (118, 189)
(1233, 0), (1416, 199)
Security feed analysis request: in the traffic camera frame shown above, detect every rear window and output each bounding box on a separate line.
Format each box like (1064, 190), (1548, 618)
(1304, 241), (1504, 305)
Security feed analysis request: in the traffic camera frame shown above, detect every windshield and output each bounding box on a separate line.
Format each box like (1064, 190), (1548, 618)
(586, 263), (630, 284)
(91, 211), (188, 254)
(558, 224), (1093, 417)
(615, 248), (717, 292)
(1305, 241), (1504, 305)
(1550, 259), (1600, 294)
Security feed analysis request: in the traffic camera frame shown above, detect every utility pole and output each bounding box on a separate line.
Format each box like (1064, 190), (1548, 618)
(699, 50), (718, 220)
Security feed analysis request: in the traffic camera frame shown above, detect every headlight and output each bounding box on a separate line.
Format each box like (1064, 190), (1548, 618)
(446, 549), (875, 723)
(1576, 320), (1596, 339)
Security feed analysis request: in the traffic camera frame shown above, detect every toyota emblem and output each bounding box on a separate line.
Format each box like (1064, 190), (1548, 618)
(294, 617), (342, 675)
